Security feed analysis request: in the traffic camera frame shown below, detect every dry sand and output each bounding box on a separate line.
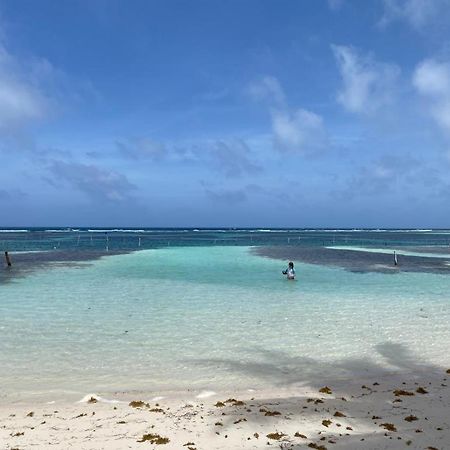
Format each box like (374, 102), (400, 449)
(1, 370), (449, 450)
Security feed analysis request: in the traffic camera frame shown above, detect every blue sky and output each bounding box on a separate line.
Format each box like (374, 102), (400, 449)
(1, 0), (450, 227)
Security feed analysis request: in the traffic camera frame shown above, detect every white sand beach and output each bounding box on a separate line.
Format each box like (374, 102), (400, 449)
(2, 370), (449, 450)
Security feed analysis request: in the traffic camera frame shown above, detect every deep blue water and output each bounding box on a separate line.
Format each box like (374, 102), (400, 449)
(1, 227), (450, 252)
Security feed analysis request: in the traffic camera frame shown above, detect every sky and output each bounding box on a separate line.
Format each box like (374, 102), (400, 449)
(1, 0), (450, 227)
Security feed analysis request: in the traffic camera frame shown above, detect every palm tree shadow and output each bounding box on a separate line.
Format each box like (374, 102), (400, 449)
(189, 342), (449, 449)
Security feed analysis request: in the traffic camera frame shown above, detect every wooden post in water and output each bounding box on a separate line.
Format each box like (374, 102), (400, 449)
(394, 251), (398, 266)
(4, 251), (12, 267)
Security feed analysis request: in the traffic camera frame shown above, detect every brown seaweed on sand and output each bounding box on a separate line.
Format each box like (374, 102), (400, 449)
(87, 397), (98, 404)
(214, 401), (226, 407)
(294, 432), (307, 438)
(233, 418), (247, 424)
(129, 400), (149, 408)
(333, 411), (346, 417)
(319, 386), (332, 394)
(308, 443), (327, 450)
(260, 407), (281, 416)
(322, 419), (332, 427)
(225, 398), (245, 406)
(405, 415), (418, 422)
(416, 387), (428, 394)
(393, 389), (414, 396)
(266, 432), (286, 440)
(307, 398), (324, 404)
(380, 423), (397, 432)
(137, 433), (170, 444)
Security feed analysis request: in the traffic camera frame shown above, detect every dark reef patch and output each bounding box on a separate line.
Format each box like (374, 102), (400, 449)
(0, 249), (131, 284)
(252, 246), (450, 274)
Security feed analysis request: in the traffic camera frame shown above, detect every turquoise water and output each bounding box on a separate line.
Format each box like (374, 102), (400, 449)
(1, 245), (450, 401)
(2, 227), (450, 252)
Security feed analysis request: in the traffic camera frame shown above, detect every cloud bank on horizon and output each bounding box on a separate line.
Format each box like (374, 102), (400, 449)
(0, 0), (450, 227)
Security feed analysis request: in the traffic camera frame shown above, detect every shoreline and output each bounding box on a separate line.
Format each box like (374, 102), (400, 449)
(2, 363), (447, 405)
(1, 370), (449, 449)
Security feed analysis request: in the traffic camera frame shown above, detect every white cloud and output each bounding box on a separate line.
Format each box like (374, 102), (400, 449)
(249, 75), (328, 154)
(332, 45), (400, 115)
(0, 45), (48, 127)
(380, 0), (450, 29)
(247, 75), (286, 107)
(413, 60), (450, 96)
(413, 59), (450, 134)
(0, 29), (97, 140)
(272, 108), (327, 154)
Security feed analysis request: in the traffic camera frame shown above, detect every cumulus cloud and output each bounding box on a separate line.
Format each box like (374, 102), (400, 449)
(249, 76), (328, 154)
(413, 59), (450, 134)
(380, 0), (450, 29)
(247, 75), (286, 107)
(0, 24), (97, 144)
(272, 109), (327, 154)
(0, 45), (49, 129)
(47, 160), (136, 202)
(332, 45), (400, 115)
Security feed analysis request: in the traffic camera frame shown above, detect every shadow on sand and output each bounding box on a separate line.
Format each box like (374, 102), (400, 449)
(190, 342), (449, 449)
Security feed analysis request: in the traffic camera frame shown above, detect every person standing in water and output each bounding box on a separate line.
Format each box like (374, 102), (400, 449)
(282, 261), (295, 280)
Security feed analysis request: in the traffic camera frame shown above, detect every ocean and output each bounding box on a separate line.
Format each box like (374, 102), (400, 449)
(1, 228), (450, 402)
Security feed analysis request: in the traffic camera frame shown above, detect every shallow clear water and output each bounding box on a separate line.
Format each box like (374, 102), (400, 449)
(1, 245), (449, 401)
